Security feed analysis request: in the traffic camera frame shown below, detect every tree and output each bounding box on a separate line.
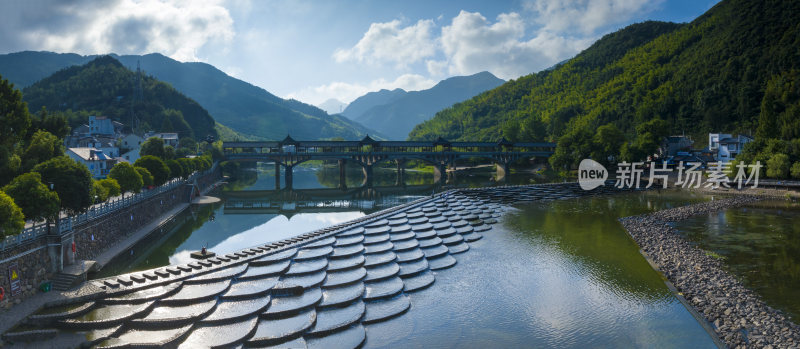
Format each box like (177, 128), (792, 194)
(33, 156), (93, 214)
(1, 172), (59, 222)
(140, 137), (166, 158)
(766, 153), (791, 179)
(97, 178), (121, 198)
(109, 162), (143, 195)
(0, 190), (24, 237)
(92, 180), (109, 203)
(178, 137), (197, 154)
(791, 162), (800, 179)
(22, 130), (63, 171)
(166, 160), (184, 179)
(592, 124), (624, 165)
(0, 77), (31, 149)
(134, 155), (171, 185)
(135, 166), (154, 187)
(164, 145), (175, 160)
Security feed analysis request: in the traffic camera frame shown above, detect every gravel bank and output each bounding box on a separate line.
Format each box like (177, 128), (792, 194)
(620, 195), (800, 348)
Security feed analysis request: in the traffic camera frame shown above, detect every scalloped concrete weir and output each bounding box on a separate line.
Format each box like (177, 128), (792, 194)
(4, 182), (625, 348)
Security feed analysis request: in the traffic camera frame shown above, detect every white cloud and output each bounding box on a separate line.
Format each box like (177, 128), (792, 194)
(333, 19), (436, 67)
(0, 0), (234, 62)
(287, 74), (437, 106)
(437, 11), (592, 79)
(524, 0), (660, 35)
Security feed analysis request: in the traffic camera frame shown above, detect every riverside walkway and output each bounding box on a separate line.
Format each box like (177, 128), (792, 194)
(2, 182), (621, 348)
(223, 136), (556, 187)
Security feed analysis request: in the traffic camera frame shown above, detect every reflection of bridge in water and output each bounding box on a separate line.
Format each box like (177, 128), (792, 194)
(221, 184), (439, 216)
(223, 136), (555, 188)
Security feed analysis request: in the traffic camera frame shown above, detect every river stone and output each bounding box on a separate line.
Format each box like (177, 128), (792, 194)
(304, 236), (337, 248)
(447, 242), (470, 254)
(417, 236), (443, 249)
(365, 219), (389, 228)
(59, 301), (155, 330)
(364, 225), (391, 235)
(388, 218), (408, 226)
(414, 229), (438, 239)
(185, 263), (247, 284)
(133, 298), (216, 327)
(336, 226), (365, 237)
(390, 224), (412, 233)
(407, 217), (428, 225)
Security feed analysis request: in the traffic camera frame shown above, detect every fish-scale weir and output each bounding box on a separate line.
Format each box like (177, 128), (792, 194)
(5, 182), (626, 347)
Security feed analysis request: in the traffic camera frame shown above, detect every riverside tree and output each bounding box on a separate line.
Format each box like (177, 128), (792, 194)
(109, 162), (143, 196)
(0, 190), (24, 237)
(33, 156), (93, 214)
(135, 166), (154, 187)
(134, 155), (171, 186)
(1, 172), (59, 223)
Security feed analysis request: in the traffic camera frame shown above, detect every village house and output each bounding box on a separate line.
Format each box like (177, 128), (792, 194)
(67, 147), (117, 179)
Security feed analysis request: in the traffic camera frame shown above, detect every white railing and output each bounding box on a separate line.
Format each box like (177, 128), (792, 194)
(0, 162), (218, 252)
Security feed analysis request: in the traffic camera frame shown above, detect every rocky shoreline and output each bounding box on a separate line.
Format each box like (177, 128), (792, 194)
(620, 195), (800, 348)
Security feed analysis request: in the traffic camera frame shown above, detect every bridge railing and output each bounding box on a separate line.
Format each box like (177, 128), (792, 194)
(1, 163), (219, 252)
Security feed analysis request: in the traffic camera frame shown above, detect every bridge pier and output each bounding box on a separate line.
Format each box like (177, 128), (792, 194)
(338, 159), (347, 189)
(285, 165), (294, 189)
(395, 159), (405, 186)
(274, 162), (281, 190)
(363, 165), (373, 187)
(433, 164), (447, 183)
(496, 162), (510, 182)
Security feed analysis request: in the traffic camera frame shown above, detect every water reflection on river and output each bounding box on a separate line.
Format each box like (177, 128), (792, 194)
(97, 165), (718, 347)
(675, 199), (800, 321)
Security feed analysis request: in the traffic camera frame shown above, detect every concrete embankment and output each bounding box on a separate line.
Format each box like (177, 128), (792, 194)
(621, 195), (800, 348)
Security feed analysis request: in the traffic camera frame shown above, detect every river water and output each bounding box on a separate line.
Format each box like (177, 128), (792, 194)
(674, 199), (800, 321)
(98, 165), (718, 347)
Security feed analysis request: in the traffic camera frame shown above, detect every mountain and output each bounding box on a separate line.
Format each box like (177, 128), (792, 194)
(342, 88), (407, 120)
(317, 98), (347, 115)
(343, 72), (505, 140)
(23, 56), (217, 140)
(409, 0), (800, 157)
(0, 51), (380, 140)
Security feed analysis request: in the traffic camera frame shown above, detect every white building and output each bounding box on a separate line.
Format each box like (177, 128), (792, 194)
(67, 147), (116, 179)
(144, 132), (179, 147)
(709, 133), (753, 162)
(88, 116), (115, 136)
(120, 134), (144, 149)
(119, 148), (141, 163)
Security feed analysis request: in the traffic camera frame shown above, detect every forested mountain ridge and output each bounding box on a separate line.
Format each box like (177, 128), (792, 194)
(343, 72), (504, 140)
(0, 51), (381, 140)
(23, 56), (217, 139)
(408, 0), (800, 170)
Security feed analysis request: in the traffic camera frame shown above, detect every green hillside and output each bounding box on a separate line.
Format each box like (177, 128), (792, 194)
(409, 0), (800, 169)
(0, 51), (381, 141)
(23, 56), (217, 140)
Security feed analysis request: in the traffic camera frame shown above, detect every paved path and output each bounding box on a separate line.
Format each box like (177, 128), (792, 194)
(0, 179), (223, 342)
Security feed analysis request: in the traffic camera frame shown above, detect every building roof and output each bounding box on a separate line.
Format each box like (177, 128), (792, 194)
(68, 147), (112, 161)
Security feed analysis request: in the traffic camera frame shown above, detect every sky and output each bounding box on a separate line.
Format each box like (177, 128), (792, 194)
(0, 0), (719, 107)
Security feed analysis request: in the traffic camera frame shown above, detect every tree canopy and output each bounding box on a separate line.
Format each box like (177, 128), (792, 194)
(0, 190), (24, 237)
(109, 162), (143, 195)
(2, 172), (59, 222)
(134, 155), (170, 186)
(32, 156), (93, 214)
